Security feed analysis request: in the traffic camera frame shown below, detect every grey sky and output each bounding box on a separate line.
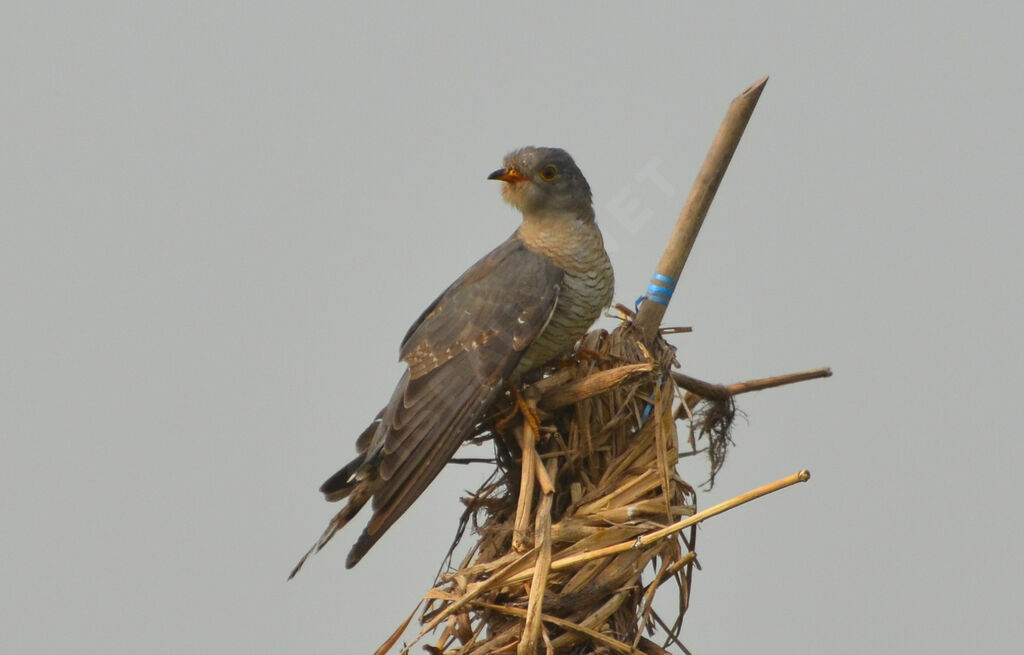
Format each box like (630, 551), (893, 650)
(3, 3), (1022, 654)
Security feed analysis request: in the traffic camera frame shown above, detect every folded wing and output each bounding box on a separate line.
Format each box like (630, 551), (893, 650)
(300, 232), (564, 571)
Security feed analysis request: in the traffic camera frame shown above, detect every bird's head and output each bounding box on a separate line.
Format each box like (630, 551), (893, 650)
(488, 147), (594, 220)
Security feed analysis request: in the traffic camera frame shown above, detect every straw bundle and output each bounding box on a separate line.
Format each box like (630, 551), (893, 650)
(400, 322), (691, 655)
(397, 321), (822, 655)
(371, 77), (824, 655)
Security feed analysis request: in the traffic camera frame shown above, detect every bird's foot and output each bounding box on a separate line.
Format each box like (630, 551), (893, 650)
(495, 384), (543, 440)
(511, 385), (542, 441)
(494, 395), (520, 436)
(550, 348), (603, 374)
(574, 347), (605, 363)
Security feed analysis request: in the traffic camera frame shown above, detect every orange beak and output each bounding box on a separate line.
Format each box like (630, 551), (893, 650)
(487, 168), (527, 183)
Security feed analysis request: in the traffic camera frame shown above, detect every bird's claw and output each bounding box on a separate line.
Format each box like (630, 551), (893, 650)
(512, 386), (543, 441)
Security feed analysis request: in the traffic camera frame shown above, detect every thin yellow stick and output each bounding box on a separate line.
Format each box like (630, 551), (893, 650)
(503, 470), (810, 586)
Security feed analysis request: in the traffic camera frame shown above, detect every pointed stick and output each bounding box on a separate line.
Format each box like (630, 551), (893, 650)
(672, 366), (832, 401)
(634, 76), (769, 341)
(725, 367), (832, 395)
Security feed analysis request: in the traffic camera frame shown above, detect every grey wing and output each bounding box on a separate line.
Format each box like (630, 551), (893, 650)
(346, 234), (563, 566)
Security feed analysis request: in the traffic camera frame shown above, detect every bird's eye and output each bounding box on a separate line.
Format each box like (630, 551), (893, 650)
(539, 165), (558, 181)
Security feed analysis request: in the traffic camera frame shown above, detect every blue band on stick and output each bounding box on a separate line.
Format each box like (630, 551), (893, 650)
(646, 282), (673, 299)
(635, 272), (678, 310)
(645, 273), (677, 305)
(651, 273), (677, 288)
(645, 289), (671, 305)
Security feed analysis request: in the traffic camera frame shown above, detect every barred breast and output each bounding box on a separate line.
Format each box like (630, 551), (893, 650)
(512, 220), (613, 377)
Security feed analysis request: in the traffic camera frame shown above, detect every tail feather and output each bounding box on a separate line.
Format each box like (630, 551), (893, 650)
(289, 414), (384, 579)
(289, 481), (373, 579)
(316, 412), (382, 502)
(318, 452), (367, 502)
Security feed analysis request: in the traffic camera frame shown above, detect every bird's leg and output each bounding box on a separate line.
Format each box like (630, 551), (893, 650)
(552, 347), (605, 372)
(494, 389), (521, 437)
(494, 382), (543, 440)
(574, 347), (605, 363)
(514, 387), (554, 493)
(511, 384), (542, 444)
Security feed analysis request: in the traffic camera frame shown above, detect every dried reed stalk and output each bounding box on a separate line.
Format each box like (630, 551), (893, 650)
(634, 76), (769, 341)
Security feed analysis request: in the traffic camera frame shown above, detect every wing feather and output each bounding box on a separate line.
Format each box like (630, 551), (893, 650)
(337, 232), (564, 567)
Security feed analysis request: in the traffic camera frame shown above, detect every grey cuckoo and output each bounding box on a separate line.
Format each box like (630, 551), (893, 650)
(291, 147), (613, 574)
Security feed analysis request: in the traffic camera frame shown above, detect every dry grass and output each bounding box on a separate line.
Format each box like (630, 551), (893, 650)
(365, 77), (830, 655)
(415, 322), (690, 655)
(366, 319), (814, 655)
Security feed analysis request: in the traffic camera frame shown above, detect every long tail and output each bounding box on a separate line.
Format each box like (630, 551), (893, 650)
(288, 475), (373, 579)
(289, 416), (382, 579)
